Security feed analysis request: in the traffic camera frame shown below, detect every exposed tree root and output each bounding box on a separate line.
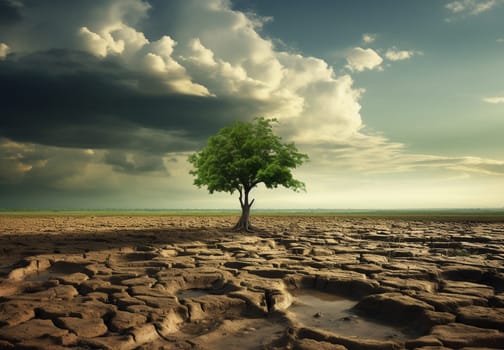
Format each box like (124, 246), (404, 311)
(233, 218), (256, 232)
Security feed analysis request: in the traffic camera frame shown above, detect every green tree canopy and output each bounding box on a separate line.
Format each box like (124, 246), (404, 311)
(188, 117), (308, 231)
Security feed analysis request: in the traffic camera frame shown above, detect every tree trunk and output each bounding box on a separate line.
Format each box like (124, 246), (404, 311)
(234, 204), (251, 231)
(233, 188), (255, 232)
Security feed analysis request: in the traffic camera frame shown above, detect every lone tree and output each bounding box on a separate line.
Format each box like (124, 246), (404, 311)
(188, 117), (309, 231)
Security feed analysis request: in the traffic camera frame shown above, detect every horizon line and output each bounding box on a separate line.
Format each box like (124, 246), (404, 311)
(1, 208), (504, 212)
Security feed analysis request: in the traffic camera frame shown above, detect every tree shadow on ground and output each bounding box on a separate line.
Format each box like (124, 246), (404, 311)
(0, 224), (268, 276)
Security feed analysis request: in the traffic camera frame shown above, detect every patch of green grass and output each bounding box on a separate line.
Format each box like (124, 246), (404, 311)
(0, 209), (239, 217)
(251, 208), (504, 222)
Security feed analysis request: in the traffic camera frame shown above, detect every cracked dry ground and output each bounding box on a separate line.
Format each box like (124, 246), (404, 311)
(0, 216), (503, 350)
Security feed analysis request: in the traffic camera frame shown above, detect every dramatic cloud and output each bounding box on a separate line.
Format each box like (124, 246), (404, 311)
(384, 47), (421, 61)
(483, 96), (504, 104)
(345, 47), (383, 72)
(446, 0), (502, 15)
(0, 0), (371, 206)
(104, 150), (168, 174)
(0, 0), (368, 155)
(77, 28), (210, 96)
(0, 50), (250, 153)
(0, 0), (22, 26)
(0, 0), (502, 208)
(0, 137), (190, 209)
(0, 137), (100, 188)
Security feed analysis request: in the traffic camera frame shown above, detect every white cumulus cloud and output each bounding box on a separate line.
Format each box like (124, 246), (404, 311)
(385, 47), (422, 61)
(345, 47), (383, 72)
(446, 0), (502, 15)
(0, 0), (368, 140)
(362, 33), (377, 44)
(76, 17), (210, 96)
(146, 0), (368, 141)
(483, 96), (504, 104)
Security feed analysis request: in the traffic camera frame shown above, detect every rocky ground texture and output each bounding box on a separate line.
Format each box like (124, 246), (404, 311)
(0, 215), (503, 349)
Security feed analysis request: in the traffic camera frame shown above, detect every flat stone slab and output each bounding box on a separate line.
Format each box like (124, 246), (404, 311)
(12, 284), (78, 301)
(441, 280), (495, 298)
(36, 300), (116, 320)
(78, 279), (112, 294)
(430, 322), (504, 348)
(456, 305), (504, 331)
(57, 272), (89, 286)
(79, 335), (136, 350)
(120, 276), (157, 287)
(415, 292), (487, 312)
(109, 310), (147, 332)
(55, 316), (108, 338)
(355, 292), (435, 324)
(0, 281), (24, 298)
(0, 318), (68, 343)
(379, 276), (436, 293)
(0, 301), (36, 327)
(297, 327), (402, 350)
(294, 338), (348, 350)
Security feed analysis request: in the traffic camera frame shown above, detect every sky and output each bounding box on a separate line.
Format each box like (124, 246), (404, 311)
(0, 0), (503, 209)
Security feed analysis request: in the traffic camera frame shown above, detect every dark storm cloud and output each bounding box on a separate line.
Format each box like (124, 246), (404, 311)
(104, 150), (167, 174)
(0, 0), (22, 26)
(0, 49), (271, 154)
(0, 140), (94, 188)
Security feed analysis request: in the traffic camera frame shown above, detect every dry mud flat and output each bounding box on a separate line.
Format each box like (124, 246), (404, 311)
(0, 215), (503, 350)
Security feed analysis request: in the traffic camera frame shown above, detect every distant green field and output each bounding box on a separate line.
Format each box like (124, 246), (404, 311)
(0, 209), (239, 217)
(1, 208), (504, 222)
